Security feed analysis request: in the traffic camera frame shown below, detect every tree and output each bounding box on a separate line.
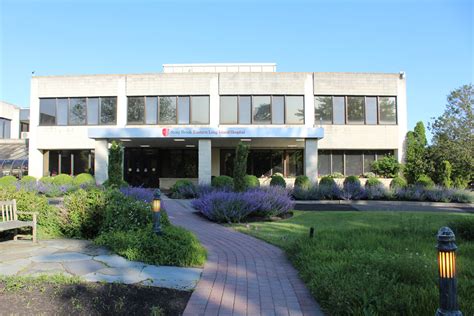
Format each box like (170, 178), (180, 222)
(439, 160), (452, 188)
(428, 84), (474, 188)
(371, 155), (401, 178)
(404, 121), (428, 184)
(233, 142), (249, 192)
(107, 141), (124, 187)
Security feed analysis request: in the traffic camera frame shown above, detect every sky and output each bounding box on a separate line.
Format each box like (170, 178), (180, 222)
(0, 0), (472, 133)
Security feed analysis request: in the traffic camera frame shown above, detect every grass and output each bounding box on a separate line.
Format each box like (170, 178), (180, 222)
(233, 211), (474, 315)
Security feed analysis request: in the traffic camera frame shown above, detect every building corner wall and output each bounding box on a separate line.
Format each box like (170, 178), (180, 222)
(397, 75), (408, 162)
(304, 139), (318, 180)
(198, 139), (212, 184)
(94, 140), (109, 184)
(28, 77), (44, 178)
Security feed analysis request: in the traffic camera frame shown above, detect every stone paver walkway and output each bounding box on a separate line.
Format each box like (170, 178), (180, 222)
(164, 196), (323, 316)
(0, 239), (201, 291)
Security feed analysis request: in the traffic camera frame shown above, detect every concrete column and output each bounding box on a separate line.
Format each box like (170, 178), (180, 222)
(117, 76), (127, 127)
(198, 139), (212, 185)
(397, 74), (408, 163)
(209, 74), (219, 127)
(94, 139), (109, 184)
(304, 139), (319, 181)
(28, 77), (44, 178)
(304, 73), (315, 127)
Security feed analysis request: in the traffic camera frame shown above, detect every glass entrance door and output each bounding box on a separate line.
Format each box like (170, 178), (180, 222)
(124, 148), (159, 188)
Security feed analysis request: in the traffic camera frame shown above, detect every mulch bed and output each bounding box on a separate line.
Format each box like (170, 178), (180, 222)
(0, 281), (191, 315)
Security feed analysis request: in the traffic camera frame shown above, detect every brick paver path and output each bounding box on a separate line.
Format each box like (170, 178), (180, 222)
(164, 196), (324, 316)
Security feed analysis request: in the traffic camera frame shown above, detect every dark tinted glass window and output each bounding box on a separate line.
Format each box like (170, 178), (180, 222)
(333, 97), (345, 124)
(271, 96), (284, 124)
(60, 150), (72, 174)
(252, 96), (271, 124)
(285, 96), (304, 124)
(69, 98), (86, 125)
(57, 99), (68, 126)
(251, 151), (272, 177)
(39, 99), (56, 125)
(128, 97), (145, 124)
(379, 97), (397, 124)
(365, 97), (377, 125)
(220, 96), (237, 124)
(318, 151), (331, 176)
(100, 97), (117, 125)
(347, 97), (365, 124)
(345, 151), (363, 175)
(315, 96), (333, 124)
(271, 150), (284, 174)
(178, 97), (190, 124)
(332, 151), (344, 174)
(191, 96), (209, 124)
(159, 96), (177, 124)
(87, 98), (99, 125)
(287, 150), (303, 176)
(239, 96), (251, 124)
(73, 151), (90, 174)
(364, 151), (376, 173)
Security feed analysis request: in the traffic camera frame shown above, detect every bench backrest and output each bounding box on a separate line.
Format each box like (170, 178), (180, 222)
(0, 199), (17, 222)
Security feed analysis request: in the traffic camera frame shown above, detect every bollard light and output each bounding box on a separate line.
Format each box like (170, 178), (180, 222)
(435, 227), (462, 316)
(152, 189), (162, 235)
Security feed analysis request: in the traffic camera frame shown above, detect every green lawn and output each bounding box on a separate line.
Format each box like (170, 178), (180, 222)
(233, 211), (474, 315)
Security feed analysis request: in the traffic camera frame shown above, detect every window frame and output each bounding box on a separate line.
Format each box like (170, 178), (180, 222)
(345, 96), (366, 125)
(378, 96), (398, 125)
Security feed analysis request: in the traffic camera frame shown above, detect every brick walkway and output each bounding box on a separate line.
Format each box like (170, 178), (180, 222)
(163, 197), (323, 316)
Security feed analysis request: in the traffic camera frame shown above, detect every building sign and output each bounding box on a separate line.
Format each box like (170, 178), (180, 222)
(88, 126), (324, 139)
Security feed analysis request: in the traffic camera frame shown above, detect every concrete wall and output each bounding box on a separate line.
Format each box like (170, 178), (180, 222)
(0, 101), (21, 139)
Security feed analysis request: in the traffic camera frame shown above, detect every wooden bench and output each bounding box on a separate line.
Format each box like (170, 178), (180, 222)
(0, 200), (38, 242)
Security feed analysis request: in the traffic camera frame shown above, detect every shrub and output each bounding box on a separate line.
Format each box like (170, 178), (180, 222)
(294, 175), (311, 190)
(415, 175), (435, 188)
(365, 185), (389, 200)
(101, 189), (152, 232)
(270, 175), (286, 188)
(211, 175), (234, 189)
(365, 177), (382, 188)
(371, 155), (401, 178)
(343, 176), (361, 188)
(0, 176), (17, 187)
(245, 186), (294, 218)
(107, 141), (124, 188)
(52, 174), (73, 186)
(73, 173), (95, 186)
(243, 175), (260, 189)
(319, 176), (336, 187)
(62, 188), (106, 239)
(390, 176), (407, 189)
(292, 185), (320, 200)
(328, 172), (344, 179)
(437, 160), (453, 188)
(448, 217), (474, 241)
(19, 175), (36, 184)
(39, 176), (54, 184)
(453, 177), (469, 189)
(363, 172), (376, 178)
(95, 224), (206, 267)
(233, 142), (250, 192)
(120, 187), (155, 203)
(170, 180), (197, 199)
(341, 182), (365, 200)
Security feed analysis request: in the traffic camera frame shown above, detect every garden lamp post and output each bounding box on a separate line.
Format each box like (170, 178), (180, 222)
(152, 189), (162, 235)
(435, 227), (462, 316)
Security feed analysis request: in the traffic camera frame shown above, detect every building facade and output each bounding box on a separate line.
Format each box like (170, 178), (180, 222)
(28, 63), (407, 188)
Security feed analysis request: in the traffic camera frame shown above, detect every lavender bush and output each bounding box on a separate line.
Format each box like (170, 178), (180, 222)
(120, 186), (155, 203)
(192, 187), (294, 223)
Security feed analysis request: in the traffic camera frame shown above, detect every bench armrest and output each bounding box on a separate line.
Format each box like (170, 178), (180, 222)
(16, 211), (39, 216)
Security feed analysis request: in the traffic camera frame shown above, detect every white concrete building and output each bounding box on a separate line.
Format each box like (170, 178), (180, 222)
(28, 63), (407, 188)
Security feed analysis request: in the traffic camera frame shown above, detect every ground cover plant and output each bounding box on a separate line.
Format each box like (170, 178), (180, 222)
(0, 275), (190, 315)
(233, 211), (474, 315)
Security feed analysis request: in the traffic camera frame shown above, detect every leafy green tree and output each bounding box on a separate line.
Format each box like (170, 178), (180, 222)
(404, 121), (428, 184)
(233, 142), (249, 192)
(108, 141), (124, 187)
(371, 155), (401, 178)
(439, 160), (452, 188)
(428, 84), (474, 188)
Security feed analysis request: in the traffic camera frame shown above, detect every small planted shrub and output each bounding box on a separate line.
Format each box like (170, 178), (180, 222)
(39, 176), (54, 184)
(246, 186), (294, 218)
(294, 175), (311, 190)
(233, 142), (250, 192)
(107, 141), (124, 188)
(329, 172), (344, 179)
(73, 173), (95, 186)
(319, 176), (336, 187)
(343, 175), (361, 188)
(342, 176), (364, 200)
(292, 184), (320, 200)
(365, 177), (382, 188)
(371, 155), (401, 178)
(415, 175), (435, 188)
(270, 175), (286, 188)
(211, 175), (234, 189)
(243, 175), (260, 189)
(19, 175), (36, 184)
(390, 176), (407, 189)
(0, 176), (17, 187)
(52, 174), (73, 186)
(170, 179), (197, 199)
(362, 172), (376, 178)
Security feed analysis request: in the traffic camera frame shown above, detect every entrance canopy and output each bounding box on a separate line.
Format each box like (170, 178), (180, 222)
(88, 126), (324, 140)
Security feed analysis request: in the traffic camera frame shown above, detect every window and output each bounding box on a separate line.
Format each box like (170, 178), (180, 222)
(239, 96), (251, 124)
(286, 150), (303, 176)
(252, 96), (271, 124)
(333, 97), (345, 124)
(191, 96), (210, 124)
(347, 97), (365, 124)
(69, 98), (87, 125)
(178, 97), (190, 124)
(379, 97), (397, 124)
(145, 97), (158, 124)
(159, 96), (177, 124)
(39, 99), (56, 125)
(87, 98), (99, 125)
(285, 96), (304, 124)
(365, 97), (377, 125)
(332, 151), (344, 174)
(0, 118), (11, 139)
(318, 150), (395, 176)
(315, 96), (332, 124)
(345, 151), (363, 175)
(363, 151), (376, 173)
(220, 96), (238, 124)
(318, 151), (331, 176)
(127, 97), (145, 124)
(271, 96), (284, 124)
(57, 99), (68, 126)
(100, 97), (117, 125)
(48, 150), (94, 176)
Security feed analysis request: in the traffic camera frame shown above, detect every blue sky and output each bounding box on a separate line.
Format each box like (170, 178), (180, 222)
(0, 0), (472, 133)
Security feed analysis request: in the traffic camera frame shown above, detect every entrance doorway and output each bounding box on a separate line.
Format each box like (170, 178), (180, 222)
(124, 148), (159, 187)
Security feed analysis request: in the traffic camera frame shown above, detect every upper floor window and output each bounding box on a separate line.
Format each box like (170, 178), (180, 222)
(127, 96), (209, 125)
(0, 118), (11, 139)
(314, 95), (397, 125)
(220, 95), (304, 125)
(39, 97), (117, 126)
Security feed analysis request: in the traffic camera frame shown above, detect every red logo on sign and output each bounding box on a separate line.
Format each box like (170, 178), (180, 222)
(162, 128), (169, 137)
